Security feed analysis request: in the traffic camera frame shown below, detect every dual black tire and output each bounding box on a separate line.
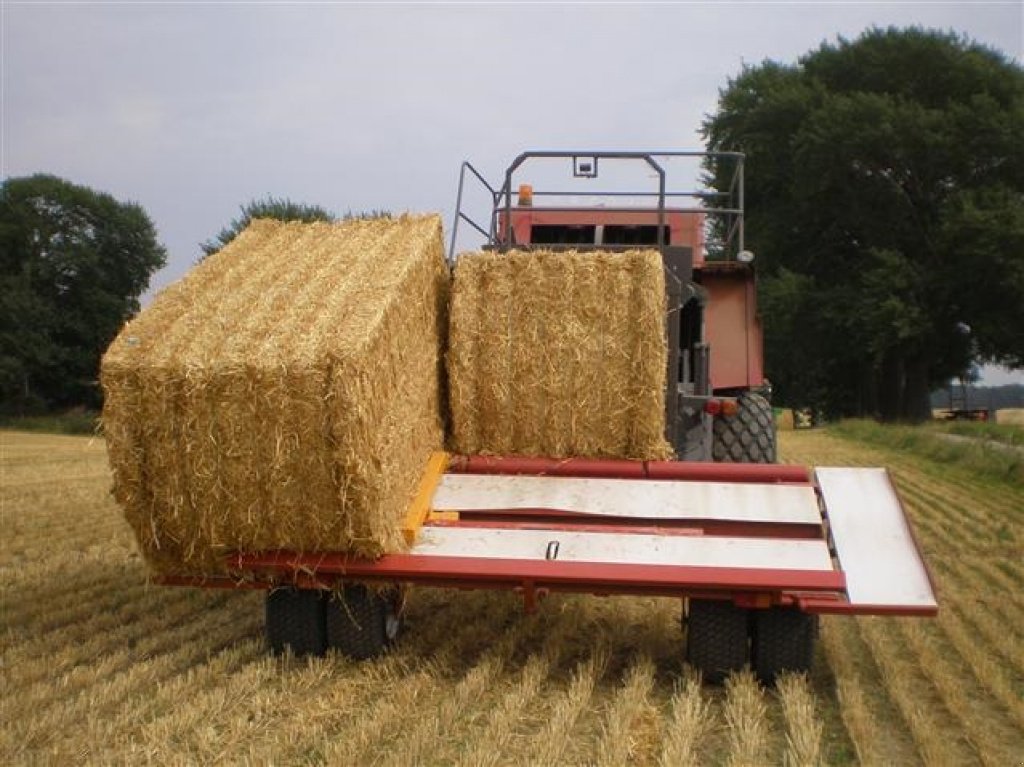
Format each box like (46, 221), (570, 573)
(266, 588), (327, 656)
(265, 585), (400, 659)
(701, 391), (812, 684)
(326, 585), (402, 660)
(684, 600), (817, 685)
(751, 607), (819, 685)
(685, 599), (749, 684)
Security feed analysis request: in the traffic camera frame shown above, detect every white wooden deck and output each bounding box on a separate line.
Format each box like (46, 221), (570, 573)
(816, 467), (938, 609)
(412, 526), (836, 571)
(433, 474), (822, 525)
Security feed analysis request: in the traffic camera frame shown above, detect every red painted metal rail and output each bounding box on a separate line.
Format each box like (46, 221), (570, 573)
(227, 550), (846, 596)
(447, 455), (811, 484)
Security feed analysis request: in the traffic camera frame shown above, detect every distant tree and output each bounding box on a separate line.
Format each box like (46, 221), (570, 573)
(703, 27), (1024, 421)
(201, 197), (394, 258)
(200, 197), (336, 257)
(0, 174), (166, 412)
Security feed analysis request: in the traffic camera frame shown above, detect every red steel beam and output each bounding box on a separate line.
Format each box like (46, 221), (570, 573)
(434, 515), (826, 540)
(157, 568), (936, 617)
(645, 461), (810, 484)
(796, 596), (938, 617)
(447, 454), (811, 485)
(430, 517), (706, 537)
(230, 550), (846, 594)
(448, 455), (647, 479)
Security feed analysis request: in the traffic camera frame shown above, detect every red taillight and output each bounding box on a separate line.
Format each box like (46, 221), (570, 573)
(704, 399), (722, 416)
(722, 399), (739, 417)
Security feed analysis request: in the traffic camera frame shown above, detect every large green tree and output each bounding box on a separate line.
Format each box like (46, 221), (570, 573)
(200, 197), (336, 257)
(200, 197), (392, 258)
(703, 27), (1024, 421)
(0, 175), (166, 412)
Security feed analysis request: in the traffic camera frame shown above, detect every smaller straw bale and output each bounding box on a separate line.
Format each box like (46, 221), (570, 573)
(447, 249), (671, 460)
(101, 215), (448, 575)
(995, 408), (1024, 426)
(777, 409), (796, 431)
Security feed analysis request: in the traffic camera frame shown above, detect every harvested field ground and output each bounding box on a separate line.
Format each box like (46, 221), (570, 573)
(2, 427), (1021, 765)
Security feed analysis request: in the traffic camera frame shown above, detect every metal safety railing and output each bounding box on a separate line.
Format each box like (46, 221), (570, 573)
(447, 150), (746, 262)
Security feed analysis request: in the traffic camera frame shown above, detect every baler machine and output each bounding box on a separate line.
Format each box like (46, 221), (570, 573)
(159, 152), (937, 683)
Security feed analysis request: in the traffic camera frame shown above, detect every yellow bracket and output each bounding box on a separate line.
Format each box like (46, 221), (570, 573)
(428, 511), (460, 522)
(402, 451), (449, 546)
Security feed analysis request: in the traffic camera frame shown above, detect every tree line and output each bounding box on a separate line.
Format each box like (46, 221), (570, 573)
(703, 27), (1024, 421)
(3, 27), (1021, 421)
(1, 175), (166, 413)
(0, 183), (337, 415)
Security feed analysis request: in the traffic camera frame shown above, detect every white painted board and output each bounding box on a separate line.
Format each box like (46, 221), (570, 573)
(412, 526), (835, 571)
(433, 474), (822, 525)
(816, 467), (937, 609)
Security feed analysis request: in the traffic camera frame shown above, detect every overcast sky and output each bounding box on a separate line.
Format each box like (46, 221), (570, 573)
(4, 1), (1022, 384)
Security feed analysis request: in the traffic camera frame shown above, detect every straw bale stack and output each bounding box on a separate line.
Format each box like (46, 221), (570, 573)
(447, 249), (672, 460)
(101, 215), (448, 575)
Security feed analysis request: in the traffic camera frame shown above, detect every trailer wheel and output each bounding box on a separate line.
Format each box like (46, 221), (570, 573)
(713, 391), (776, 463)
(685, 599), (749, 684)
(751, 608), (818, 685)
(326, 585), (401, 660)
(265, 588), (328, 657)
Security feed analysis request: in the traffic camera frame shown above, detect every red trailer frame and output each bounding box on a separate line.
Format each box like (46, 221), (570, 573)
(159, 453), (937, 619)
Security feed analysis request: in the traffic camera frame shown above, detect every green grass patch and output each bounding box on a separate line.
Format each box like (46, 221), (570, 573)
(831, 419), (1023, 487)
(0, 410), (100, 435)
(926, 419), (1023, 447)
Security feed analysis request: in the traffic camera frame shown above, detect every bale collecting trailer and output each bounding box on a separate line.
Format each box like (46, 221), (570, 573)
(165, 451), (936, 683)
(159, 152), (937, 683)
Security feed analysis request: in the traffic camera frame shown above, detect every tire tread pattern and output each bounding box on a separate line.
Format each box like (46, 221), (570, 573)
(751, 608), (818, 684)
(325, 585), (389, 660)
(265, 589), (327, 657)
(712, 391), (776, 463)
(685, 599), (749, 684)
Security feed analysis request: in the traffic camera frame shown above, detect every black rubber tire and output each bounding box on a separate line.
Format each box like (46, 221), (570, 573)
(751, 608), (818, 685)
(685, 599), (750, 684)
(712, 391), (776, 463)
(265, 588), (327, 657)
(325, 585), (400, 660)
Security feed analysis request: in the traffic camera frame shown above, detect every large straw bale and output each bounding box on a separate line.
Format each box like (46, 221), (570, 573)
(448, 249), (671, 460)
(101, 215), (448, 575)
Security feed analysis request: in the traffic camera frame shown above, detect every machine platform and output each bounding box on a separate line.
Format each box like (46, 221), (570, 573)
(176, 454), (936, 617)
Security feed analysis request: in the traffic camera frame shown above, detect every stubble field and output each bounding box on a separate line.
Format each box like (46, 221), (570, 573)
(1, 428), (1021, 765)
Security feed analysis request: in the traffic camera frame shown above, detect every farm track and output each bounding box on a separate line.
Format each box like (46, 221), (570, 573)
(2, 428), (1021, 764)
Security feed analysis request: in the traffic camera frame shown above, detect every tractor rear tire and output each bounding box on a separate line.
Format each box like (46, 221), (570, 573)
(265, 588), (328, 657)
(751, 608), (818, 685)
(685, 599), (749, 684)
(325, 585), (401, 660)
(713, 391), (776, 463)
